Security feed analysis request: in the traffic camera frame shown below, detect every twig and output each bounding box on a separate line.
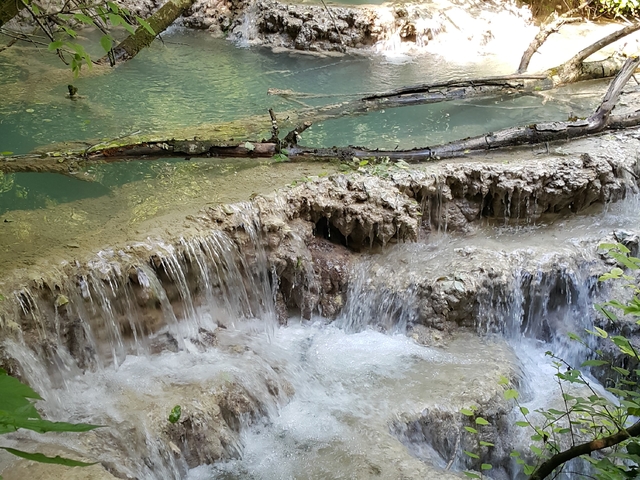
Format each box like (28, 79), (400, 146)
(319, 0), (344, 47)
(84, 130), (143, 156)
(0, 37), (17, 52)
(0, 28), (51, 46)
(283, 121), (312, 146)
(445, 430), (461, 470)
(567, 22), (640, 67)
(268, 108), (280, 150)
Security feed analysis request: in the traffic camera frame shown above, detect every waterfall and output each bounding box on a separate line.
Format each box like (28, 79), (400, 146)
(372, 0), (535, 61)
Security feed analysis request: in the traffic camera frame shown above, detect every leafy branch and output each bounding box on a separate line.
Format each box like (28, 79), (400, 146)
(0, 368), (101, 475)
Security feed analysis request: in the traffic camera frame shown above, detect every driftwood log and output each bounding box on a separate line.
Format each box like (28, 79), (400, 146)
(2, 56), (638, 177)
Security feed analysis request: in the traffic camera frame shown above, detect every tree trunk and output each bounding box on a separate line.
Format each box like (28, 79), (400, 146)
(0, 0), (24, 28)
(97, 0), (196, 65)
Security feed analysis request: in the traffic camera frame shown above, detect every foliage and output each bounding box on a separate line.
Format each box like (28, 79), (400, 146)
(168, 405), (181, 424)
(524, 0), (637, 20)
(462, 242), (640, 479)
(595, 0), (638, 17)
(0, 368), (100, 477)
(461, 405), (495, 479)
(5, 0), (155, 75)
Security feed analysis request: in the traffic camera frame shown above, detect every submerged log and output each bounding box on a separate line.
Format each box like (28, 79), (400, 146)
(272, 22), (639, 126)
(288, 56), (640, 162)
(2, 58), (638, 176)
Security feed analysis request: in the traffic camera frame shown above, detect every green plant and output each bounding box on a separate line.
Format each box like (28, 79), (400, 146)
(6, 0), (154, 75)
(0, 368), (100, 477)
(461, 405), (495, 478)
(462, 242), (640, 479)
(168, 405), (181, 424)
(596, 0), (638, 17)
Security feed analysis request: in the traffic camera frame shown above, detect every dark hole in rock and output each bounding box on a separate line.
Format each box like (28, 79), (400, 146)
(481, 192), (495, 218)
(314, 217), (348, 247)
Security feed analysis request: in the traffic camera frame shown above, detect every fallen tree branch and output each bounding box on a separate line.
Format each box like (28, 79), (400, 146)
(2, 58), (638, 175)
(548, 22), (640, 85)
(529, 420), (640, 480)
(569, 22), (640, 67)
(517, 0), (594, 74)
(97, 0), (196, 65)
(287, 56), (640, 162)
(279, 25), (639, 125)
(283, 121), (312, 146)
(0, 35), (17, 51)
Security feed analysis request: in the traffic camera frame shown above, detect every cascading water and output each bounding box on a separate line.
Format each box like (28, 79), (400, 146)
(2, 187), (640, 479)
(372, 0), (534, 59)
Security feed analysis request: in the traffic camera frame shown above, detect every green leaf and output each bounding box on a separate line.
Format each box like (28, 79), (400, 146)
(515, 421), (529, 428)
(481, 464), (492, 470)
(504, 389), (519, 400)
(464, 426), (478, 434)
(107, 12), (121, 25)
(136, 16), (155, 35)
(463, 450), (480, 459)
(48, 40), (64, 51)
(100, 35), (113, 53)
(498, 376), (509, 386)
(461, 408), (474, 416)
(61, 25), (77, 38)
(520, 406), (529, 416)
(168, 405), (181, 424)
(479, 441), (494, 447)
(581, 359), (609, 367)
(530, 445), (543, 456)
(73, 13), (95, 25)
(567, 332), (586, 344)
(0, 152), (13, 156)
(627, 442), (640, 456)
(0, 368), (42, 417)
(1, 447), (96, 467)
(1, 416), (101, 434)
(475, 417), (490, 426)
(612, 366), (630, 376)
(463, 472), (480, 479)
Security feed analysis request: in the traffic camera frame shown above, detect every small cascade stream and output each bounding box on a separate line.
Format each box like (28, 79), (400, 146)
(2, 191), (639, 479)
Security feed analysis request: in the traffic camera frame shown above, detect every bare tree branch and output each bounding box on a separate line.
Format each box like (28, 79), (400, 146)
(518, 0), (595, 73)
(529, 420), (640, 480)
(567, 22), (640, 67)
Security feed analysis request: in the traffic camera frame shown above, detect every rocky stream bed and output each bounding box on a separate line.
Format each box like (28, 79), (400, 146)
(1, 129), (640, 478)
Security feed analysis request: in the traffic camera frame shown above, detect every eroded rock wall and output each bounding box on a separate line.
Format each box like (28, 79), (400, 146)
(2, 143), (639, 359)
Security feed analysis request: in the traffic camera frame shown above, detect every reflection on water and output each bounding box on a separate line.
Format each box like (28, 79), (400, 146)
(0, 172), (111, 216)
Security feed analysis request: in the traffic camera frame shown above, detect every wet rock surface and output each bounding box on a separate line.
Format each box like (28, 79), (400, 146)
(1, 131), (640, 478)
(2, 131), (640, 348)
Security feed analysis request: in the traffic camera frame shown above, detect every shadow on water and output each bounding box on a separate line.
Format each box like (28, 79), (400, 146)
(0, 157), (269, 217)
(0, 172), (111, 216)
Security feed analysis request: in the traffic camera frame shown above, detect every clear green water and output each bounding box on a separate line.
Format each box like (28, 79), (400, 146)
(0, 29), (603, 216)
